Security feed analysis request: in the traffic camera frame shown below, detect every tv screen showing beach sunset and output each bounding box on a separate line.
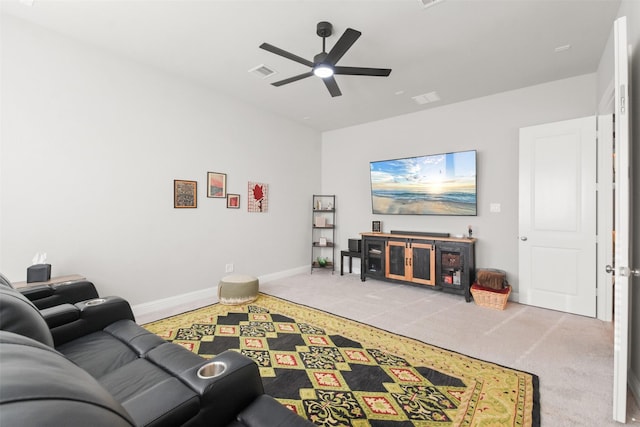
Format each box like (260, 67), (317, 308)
(370, 150), (477, 216)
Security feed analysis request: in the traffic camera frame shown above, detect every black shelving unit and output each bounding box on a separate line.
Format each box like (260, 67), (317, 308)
(311, 195), (336, 273)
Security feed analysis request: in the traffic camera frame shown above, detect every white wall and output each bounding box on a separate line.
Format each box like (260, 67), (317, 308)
(0, 15), (321, 305)
(321, 74), (597, 298)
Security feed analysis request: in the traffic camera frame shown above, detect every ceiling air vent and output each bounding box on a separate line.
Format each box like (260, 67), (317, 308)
(248, 64), (277, 79)
(412, 91), (441, 105)
(418, 0), (445, 9)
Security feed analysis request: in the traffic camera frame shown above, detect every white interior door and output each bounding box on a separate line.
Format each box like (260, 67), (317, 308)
(612, 15), (631, 424)
(519, 116), (597, 317)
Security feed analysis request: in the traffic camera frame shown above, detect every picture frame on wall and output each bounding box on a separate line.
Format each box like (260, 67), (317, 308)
(226, 194), (240, 209)
(174, 180), (197, 208)
(207, 172), (227, 198)
(248, 181), (268, 213)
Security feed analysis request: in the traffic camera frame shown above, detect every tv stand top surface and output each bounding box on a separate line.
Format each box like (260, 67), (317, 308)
(360, 232), (476, 243)
(390, 230), (450, 237)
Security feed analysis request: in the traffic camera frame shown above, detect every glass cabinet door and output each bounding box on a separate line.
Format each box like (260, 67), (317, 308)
(364, 238), (385, 277)
(411, 242), (435, 286)
(386, 240), (407, 280)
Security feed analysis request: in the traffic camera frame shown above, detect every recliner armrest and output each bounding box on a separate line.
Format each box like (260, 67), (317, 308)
(21, 280), (99, 310)
(19, 284), (53, 301)
(50, 297), (135, 346)
(146, 346), (264, 427)
(232, 395), (316, 427)
(40, 303), (80, 328)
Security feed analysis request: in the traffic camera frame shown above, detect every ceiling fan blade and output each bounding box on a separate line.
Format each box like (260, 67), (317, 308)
(334, 66), (392, 77)
(271, 71), (314, 87)
(324, 28), (361, 65)
(323, 76), (342, 97)
(259, 43), (314, 68)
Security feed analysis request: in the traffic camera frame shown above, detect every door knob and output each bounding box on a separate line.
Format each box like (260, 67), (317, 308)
(605, 265), (614, 274)
(520, 236), (528, 241)
(617, 267), (640, 277)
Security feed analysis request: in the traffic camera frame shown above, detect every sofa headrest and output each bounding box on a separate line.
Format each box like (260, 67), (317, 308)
(0, 285), (54, 347)
(0, 271), (15, 289)
(0, 331), (135, 427)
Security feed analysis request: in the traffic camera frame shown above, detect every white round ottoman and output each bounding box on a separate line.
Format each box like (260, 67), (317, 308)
(218, 274), (259, 305)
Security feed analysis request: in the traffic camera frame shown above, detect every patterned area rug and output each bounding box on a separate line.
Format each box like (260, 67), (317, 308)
(143, 294), (539, 426)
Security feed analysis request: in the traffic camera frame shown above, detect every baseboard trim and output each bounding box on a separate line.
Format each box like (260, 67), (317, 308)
(133, 287), (216, 324)
(256, 265), (309, 283)
(132, 265), (308, 324)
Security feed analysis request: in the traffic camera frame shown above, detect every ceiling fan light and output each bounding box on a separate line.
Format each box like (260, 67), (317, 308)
(313, 65), (334, 78)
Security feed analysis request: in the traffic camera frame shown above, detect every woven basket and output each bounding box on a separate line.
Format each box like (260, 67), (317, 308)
(471, 284), (511, 310)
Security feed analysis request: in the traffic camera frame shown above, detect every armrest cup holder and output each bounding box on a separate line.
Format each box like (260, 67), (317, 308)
(187, 350), (264, 426)
(197, 361), (227, 379)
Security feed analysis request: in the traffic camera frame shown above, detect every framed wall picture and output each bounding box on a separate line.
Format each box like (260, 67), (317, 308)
(207, 172), (227, 198)
(174, 180), (197, 208)
(226, 194), (240, 209)
(248, 181), (268, 213)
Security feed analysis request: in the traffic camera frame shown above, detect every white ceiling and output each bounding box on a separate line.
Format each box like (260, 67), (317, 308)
(1, 0), (621, 131)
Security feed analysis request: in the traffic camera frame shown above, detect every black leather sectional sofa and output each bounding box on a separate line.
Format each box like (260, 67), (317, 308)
(0, 276), (314, 427)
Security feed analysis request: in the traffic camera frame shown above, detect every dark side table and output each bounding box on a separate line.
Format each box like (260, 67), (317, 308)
(340, 250), (362, 275)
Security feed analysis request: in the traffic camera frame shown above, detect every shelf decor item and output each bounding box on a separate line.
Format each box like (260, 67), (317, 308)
(314, 216), (327, 227)
(174, 180), (197, 208)
(206, 172), (226, 198)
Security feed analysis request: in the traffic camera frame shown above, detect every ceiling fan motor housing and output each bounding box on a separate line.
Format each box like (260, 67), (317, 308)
(314, 52), (328, 64)
(316, 21), (332, 38)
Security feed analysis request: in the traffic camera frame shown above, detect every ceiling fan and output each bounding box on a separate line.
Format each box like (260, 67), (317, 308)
(259, 21), (392, 97)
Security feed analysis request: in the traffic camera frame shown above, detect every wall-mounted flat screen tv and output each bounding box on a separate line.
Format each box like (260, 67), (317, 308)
(370, 150), (477, 216)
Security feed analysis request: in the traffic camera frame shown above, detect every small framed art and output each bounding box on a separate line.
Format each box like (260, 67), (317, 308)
(248, 181), (268, 213)
(372, 220), (381, 233)
(207, 172), (227, 198)
(174, 180), (197, 208)
(226, 193), (240, 209)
